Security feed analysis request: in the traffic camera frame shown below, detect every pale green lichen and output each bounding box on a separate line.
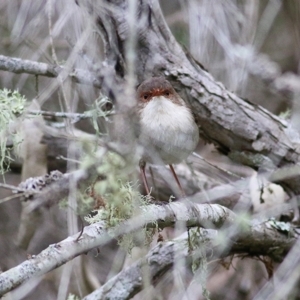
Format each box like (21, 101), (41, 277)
(189, 227), (211, 300)
(228, 151), (276, 170)
(0, 89), (26, 174)
(0, 89), (26, 115)
(278, 109), (291, 120)
(59, 189), (95, 216)
(84, 151), (154, 253)
(267, 218), (291, 234)
(66, 294), (80, 300)
(235, 212), (251, 232)
(85, 180), (154, 253)
(85, 95), (113, 135)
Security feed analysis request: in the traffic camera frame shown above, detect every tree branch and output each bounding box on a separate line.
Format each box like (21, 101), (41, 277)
(77, 0), (300, 194)
(83, 221), (295, 300)
(0, 54), (102, 88)
(83, 231), (205, 300)
(0, 201), (235, 296)
(0, 198), (295, 297)
(12, 151), (294, 213)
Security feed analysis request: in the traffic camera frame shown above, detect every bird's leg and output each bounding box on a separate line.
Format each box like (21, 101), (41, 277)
(149, 166), (158, 198)
(169, 164), (186, 198)
(139, 159), (151, 195)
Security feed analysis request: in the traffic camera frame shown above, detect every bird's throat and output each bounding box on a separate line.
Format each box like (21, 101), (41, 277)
(139, 95), (199, 165)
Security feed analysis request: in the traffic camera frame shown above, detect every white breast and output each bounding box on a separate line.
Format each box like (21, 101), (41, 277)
(139, 96), (199, 165)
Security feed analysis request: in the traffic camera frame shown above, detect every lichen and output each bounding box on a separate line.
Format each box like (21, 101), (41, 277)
(67, 294), (80, 300)
(278, 109), (291, 120)
(189, 227), (211, 300)
(84, 151), (155, 253)
(86, 95), (113, 135)
(228, 150), (276, 170)
(0, 88), (26, 174)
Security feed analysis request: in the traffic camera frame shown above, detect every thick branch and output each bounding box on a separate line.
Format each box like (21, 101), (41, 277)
(78, 0), (300, 194)
(15, 152), (293, 213)
(83, 232), (203, 300)
(85, 220), (295, 300)
(0, 198), (294, 297)
(22, 166), (96, 212)
(0, 202), (235, 296)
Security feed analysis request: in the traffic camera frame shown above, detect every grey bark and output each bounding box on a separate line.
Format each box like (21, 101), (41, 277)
(0, 201), (235, 296)
(83, 220), (295, 300)
(0, 199), (294, 297)
(0, 1), (299, 297)
(77, 0), (300, 194)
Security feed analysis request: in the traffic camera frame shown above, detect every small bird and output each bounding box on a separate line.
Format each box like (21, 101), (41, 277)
(136, 77), (199, 197)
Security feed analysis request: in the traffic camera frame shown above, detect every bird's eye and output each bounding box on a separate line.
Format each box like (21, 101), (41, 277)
(165, 91), (170, 96)
(143, 94), (148, 100)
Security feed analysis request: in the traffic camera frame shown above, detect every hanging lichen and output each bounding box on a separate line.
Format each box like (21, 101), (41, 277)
(189, 227), (211, 300)
(84, 151), (155, 253)
(0, 88), (26, 174)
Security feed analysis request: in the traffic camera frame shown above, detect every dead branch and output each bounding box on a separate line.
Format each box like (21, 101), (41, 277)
(2, 1), (300, 193)
(0, 199), (294, 297)
(83, 221), (295, 300)
(0, 201), (235, 296)
(0, 54), (102, 88)
(75, 0), (300, 194)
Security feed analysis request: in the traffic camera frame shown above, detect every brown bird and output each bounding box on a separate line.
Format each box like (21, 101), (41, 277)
(136, 77), (199, 197)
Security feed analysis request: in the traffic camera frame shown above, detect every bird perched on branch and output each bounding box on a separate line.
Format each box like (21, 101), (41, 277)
(136, 77), (199, 197)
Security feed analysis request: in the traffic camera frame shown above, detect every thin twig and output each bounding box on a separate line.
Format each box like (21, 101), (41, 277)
(192, 152), (242, 179)
(0, 183), (26, 193)
(75, 217), (85, 242)
(0, 55), (102, 88)
(47, 0), (59, 65)
(27, 109), (114, 124)
(0, 193), (25, 204)
(28, 110), (92, 120)
(56, 155), (81, 164)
